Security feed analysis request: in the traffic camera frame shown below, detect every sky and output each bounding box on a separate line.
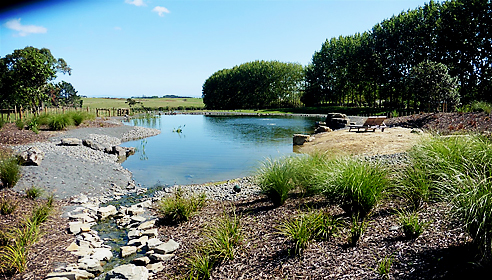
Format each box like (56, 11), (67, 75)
(0, 0), (435, 98)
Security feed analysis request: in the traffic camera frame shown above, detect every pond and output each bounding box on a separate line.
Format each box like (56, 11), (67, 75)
(121, 114), (323, 187)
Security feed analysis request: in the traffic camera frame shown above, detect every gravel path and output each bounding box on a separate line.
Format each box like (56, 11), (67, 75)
(13, 122), (160, 201)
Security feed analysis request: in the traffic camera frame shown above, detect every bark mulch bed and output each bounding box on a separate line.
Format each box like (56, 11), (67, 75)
(386, 112), (492, 135)
(155, 194), (485, 280)
(0, 190), (76, 280)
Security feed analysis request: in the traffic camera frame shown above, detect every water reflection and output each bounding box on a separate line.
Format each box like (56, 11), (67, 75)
(121, 114), (322, 187)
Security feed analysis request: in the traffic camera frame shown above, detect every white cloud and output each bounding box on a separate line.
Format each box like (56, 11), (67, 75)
(5, 18), (47, 37)
(125, 0), (146, 7)
(114, 26), (122, 31)
(152, 6), (170, 17)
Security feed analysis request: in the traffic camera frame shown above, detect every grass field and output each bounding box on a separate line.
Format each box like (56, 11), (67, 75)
(82, 97), (204, 109)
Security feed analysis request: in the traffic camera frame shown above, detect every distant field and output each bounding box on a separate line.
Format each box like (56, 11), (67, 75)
(82, 97), (204, 109)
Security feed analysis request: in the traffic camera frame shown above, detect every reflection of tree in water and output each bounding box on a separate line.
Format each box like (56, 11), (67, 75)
(203, 115), (318, 144)
(136, 139), (148, 160)
(129, 114), (161, 129)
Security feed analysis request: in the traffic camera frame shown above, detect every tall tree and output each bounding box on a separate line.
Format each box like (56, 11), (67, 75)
(0, 46), (71, 111)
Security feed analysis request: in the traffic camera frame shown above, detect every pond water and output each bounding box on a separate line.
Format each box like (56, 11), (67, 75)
(121, 114), (323, 187)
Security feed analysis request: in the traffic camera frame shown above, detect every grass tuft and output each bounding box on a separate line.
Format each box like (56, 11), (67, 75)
(397, 210), (430, 239)
(0, 157), (21, 189)
(376, 254), (394, 279)
(157, 188), (206, 223)
(0, 198), (17, 215)
(255, 156), (297, 207)
(25, 186), (44, 200)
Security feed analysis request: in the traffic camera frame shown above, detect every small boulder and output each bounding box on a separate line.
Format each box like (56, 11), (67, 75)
(97, 205), (117, 220)
(17, 146), (45, 166)
(121, 246), (137, 258)
(146, 262), (164, 273)
(293, 134), (314, 145)
(60, 138), (83, 146)
(314, 125), (332, 134)
(132, 256), (151, 266)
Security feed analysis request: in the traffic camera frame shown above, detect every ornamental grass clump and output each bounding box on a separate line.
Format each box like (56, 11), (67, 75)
(324, 157), (389, 219)
(278, 210), (341, 255)
(348, 216), (367, 247)
(0, 199), (17, 215)
(290, 152), (332, 196)
(256, 156), (297, 207)
(157, 188), (206, 224)
(0, 157), (21, 189)
(25, 186), (44, 200)
(397, 210), (430, 239)
(376, 254), (394, 279)
(67, 111), (95, 126)
(47, 113), (73, 131)
(186, 209), (242, 279)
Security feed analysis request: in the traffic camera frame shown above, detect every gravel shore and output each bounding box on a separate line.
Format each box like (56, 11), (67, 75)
(13, 121), (160, 201)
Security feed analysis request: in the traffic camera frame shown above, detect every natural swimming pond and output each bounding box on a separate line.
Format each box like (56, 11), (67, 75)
(121, 114), (323, 187)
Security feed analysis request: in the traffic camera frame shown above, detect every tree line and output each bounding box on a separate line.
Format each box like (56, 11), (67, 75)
(202, 60), (304, 109)
(204, 0), (491, 111)
(0, 46), (81, 112)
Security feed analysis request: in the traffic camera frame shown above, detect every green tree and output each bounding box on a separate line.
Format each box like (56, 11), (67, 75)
(56, 81), (81, 107)
(407, 60), (459, 112)
(0, 46), (71, 111)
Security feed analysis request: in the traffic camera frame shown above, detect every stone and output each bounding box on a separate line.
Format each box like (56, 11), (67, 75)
(60, 138), (83, 146)
(69, 222), (84, 235)
(146, 262), (164, 273)
(153, 239), (179, 254)
(314, 125), (333, 134)
(128, 229), (142, 239)
(18, 146), (45, 166)
(131, 256), (151, 266)
(125, 147), (136, 157)
(137, 220), (156, 230)
(112, 146), (127, 157)
(105, 264), (149, 280)
(71, 247), (94, 257)
(127, 235), (148, 247)
(83, 139), (111, 152)
(293, 134), (314, 145)
(97, 205), (117, 220)
(141, 228), (158, 238)
(66, 241), (79, 251)
(91, 248), (113, 261)
(78, 257), (104, 274)
(325, 112), (350, 130)
(127, 207), (145, 216)
(411, 128), (424, 134)
(45, 270), (94, 280)
(121, 246), (137, 258)
(148, 253), (174, 263)
(146, 238), (163, 249)
(131, 215), (146, 223)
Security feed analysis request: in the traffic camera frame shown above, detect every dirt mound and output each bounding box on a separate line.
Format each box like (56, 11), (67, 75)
(386, 112), (492, 134)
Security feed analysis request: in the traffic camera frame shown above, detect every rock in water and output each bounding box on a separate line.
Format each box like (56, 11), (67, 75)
(60, 138), (83, 146)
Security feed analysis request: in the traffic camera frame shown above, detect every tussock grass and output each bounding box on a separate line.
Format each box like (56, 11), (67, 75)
(255, 156), (298, 206)
(25, 186), (44, 200)
(397, 210), (430, 239)
(0, 157), (21, 189)
(0, 199), (17, 215)
(186, 209), (242, 279)
(157, 188), (206, 223)
(347, 216), (367, 247)
(324, 157), (389, 219)
(278, 210), (342, 255)
(376, 254), (394, 279)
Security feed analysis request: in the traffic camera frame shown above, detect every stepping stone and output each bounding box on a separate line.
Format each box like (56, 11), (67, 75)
(132, 256), (151, 266)
(146, 262), (164, 273)
(137, 220), (156, 230)
(121, 246), (137, 258)
(105, 264), (149, 280)
(153, 239), (179, 254)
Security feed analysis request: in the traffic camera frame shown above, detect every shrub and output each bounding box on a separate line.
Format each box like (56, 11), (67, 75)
(0, 198), (17, 215)
(397, 210), (429, 239)
(48, 113), (72, 130)
(324, 157), (389, 219)
(0, 157), (21, 189)
(255, 156), (297, 206)
(27, 118), (39, 134)
(25, 186), (44, 200)
(156, 188), (206, 223)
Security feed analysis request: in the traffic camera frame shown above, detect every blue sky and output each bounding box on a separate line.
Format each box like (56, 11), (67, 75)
(1, 0), (433, 98)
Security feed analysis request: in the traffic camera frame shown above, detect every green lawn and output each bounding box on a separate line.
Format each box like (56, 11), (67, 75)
(82, 97), (204, 109)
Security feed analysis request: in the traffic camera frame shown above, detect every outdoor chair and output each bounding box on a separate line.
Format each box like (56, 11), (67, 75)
(348, 116), (387, 132)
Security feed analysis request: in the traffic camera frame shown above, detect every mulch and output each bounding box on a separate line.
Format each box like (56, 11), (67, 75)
(0, 112), (490, 279)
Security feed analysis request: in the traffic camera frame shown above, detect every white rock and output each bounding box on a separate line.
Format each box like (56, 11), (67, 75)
(141, 228), (158, 238)
(121, 246), (137, 258)
(146, 238), (162, 249)
(91, 248), (113, 261)
(137, 220), (156, 230)
(153, 239), (179, 254)
(128, 235), (148, 247)
(105, 264), (149, 280)
(146, 262), (164, 273)
(97, 205), (117, 220)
